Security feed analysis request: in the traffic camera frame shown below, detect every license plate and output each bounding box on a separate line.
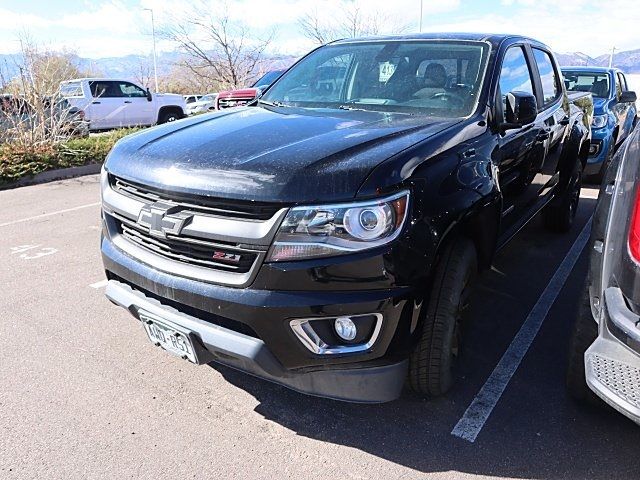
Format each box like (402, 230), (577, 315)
(140, 311), (198, 364)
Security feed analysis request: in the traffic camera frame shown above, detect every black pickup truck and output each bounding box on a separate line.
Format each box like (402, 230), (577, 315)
(100, 33), (592, 402)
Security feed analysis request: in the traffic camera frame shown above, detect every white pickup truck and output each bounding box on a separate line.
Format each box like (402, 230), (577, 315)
(60, 78), (186, 130)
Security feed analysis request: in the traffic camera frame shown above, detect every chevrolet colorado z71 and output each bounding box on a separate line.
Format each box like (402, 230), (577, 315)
(100, 34), (592, 402)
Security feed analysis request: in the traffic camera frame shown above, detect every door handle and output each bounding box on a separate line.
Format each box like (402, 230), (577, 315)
(537, 130), (550, 140)
(92, 101), (101, 104)
(124, 100), (132, 104)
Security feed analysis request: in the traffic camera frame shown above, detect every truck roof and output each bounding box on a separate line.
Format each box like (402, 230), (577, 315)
(332, 32), (548, 49)
(61, 78), (138, 84)
(560, 66), (624, 74)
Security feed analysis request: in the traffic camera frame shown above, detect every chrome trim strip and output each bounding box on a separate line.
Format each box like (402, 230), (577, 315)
(111, 232), (264, 287)
(605, 287), (640, 343)
(289, 314), (383, 355)
(102, 173), (288, 247)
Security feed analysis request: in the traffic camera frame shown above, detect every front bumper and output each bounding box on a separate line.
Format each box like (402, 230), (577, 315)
(584, 127), (614, 177)
(105, 278), (407, 403)
(585, 287), (640, 424)
(101, 232), (413, 402)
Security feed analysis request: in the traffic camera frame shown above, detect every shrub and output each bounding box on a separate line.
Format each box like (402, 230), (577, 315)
(0, 128), (142, 186)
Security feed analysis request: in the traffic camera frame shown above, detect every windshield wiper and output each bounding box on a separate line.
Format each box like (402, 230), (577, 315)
(337, 104), (369, 111)
(258, 99), (290, 108)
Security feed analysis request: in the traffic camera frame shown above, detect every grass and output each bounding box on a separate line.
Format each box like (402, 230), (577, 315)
(0, 128), (141, 186)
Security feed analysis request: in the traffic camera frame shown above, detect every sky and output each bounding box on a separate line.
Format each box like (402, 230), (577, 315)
(0, 0), (638, 59)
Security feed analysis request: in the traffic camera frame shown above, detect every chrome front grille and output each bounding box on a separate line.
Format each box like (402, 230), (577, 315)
(102, 173), (288, 287)
(116, 214), (258, 273)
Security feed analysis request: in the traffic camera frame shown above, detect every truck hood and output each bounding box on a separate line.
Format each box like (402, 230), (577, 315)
(105, 106), (459, 203)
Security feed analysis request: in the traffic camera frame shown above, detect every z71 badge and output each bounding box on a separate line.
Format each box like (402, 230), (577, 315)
(212, 251), (241, 263)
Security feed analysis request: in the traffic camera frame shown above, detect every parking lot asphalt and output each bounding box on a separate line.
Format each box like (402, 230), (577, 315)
(0, 175), (638, 480)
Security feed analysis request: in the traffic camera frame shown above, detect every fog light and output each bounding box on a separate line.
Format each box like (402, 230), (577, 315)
(334, 316), (357, 341)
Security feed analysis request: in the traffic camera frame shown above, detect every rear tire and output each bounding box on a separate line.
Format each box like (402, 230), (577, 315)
(543, 158), (582, 233)
(566, 282), (602, 406)
(408, 237), (477, 398)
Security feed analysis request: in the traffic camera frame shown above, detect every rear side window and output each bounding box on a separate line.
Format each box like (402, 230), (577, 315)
(498, 46), (535, 120)
(60, 82), (84, 97)
(532, 48), (560, 106)
(89, 81), (121, 98)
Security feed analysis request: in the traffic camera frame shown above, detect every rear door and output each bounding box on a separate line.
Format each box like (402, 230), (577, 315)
(87, 81), (127, 129)
(493, 44), (546, 230)
(529, 47), (566, 193)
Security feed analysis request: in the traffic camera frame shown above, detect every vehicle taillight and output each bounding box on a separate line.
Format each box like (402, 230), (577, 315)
(628, 186), (640, 262)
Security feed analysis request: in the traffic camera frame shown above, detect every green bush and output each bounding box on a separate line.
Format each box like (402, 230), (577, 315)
(0, 128), (142, 186)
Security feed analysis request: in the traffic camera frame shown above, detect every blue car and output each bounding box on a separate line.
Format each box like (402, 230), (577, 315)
(562, 66), (637, 182)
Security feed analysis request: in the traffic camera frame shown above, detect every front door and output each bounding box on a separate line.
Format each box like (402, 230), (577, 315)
(493, 45), (547, 232)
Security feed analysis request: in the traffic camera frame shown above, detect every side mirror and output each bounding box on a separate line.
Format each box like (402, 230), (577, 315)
(146, 88), (152, 102)
(502, 91), (538, 130)
(620, 90), (637, 104)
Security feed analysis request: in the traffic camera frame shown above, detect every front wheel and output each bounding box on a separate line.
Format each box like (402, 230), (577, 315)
(543, 158), (582, 233)
(408, 237), (477, 398)
(158, 110), (181, 124)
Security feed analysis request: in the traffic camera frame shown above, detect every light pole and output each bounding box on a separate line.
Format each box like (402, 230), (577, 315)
(143, 8), (159, 92)
(608, 46), (617, 68)
(419, 0), (423, 32)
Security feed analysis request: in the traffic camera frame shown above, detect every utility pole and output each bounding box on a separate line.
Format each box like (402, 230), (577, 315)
(609, 46), (617, 69)
(143, 8), (159, 92)
(419, 0), (423, 32)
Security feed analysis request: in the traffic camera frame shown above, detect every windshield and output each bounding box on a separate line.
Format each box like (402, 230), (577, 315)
(262, 40), (490, 117)
(252, 70), (283, 89)
(562, 71), (611, 98)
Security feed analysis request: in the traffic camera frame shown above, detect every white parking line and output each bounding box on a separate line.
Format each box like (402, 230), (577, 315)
(451, 217), (593, 443)
(90, 279), (109, 289)
(0, 202), (100, 228)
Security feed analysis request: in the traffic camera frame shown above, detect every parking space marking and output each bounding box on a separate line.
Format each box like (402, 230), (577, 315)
(451, 217), (592, 443)
(90, 279), (109, 289)
(0, 202), (100, 228)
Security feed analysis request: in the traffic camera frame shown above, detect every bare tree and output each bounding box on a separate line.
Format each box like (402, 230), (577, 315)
(134, 59), (153, 90)
(299, 2), (407, 45)
(159, 2), (273, 90)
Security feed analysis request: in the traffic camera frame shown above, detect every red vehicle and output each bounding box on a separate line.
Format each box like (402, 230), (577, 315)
(216, 70), (285, 110)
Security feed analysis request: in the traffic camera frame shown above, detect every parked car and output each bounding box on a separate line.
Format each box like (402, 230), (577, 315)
(567, 124), (640, 424)
(186, 93), (217, 115)
(216, 70), (285, 110)
(184, 94), (203, 104)
(562, 67), (637, 182)
(0, 94), (88, 138)
(100, 33), (592, 403)
(60, 78), (186, 130)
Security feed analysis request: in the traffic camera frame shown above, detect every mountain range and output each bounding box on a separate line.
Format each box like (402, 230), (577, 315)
(1, 47), (639, 89)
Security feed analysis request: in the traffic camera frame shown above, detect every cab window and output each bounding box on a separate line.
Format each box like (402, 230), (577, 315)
(532, 48), (560, 106)
(498, 46), (535, 121)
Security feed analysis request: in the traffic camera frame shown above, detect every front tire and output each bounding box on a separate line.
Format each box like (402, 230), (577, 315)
(408, 237), (477, 398)
(158, 109), (181, 124)
(543, 158), (582, 233)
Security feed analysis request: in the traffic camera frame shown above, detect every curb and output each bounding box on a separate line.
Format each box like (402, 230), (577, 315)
(0, 163), (102, 191)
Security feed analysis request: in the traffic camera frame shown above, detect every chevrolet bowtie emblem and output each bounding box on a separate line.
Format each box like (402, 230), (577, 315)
(137, 202), (193, 238)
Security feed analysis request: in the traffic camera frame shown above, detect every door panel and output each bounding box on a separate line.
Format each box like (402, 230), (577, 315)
(494, 45), (545, 231)
(116, 82), (154, 126)
(88, 81), (127, 129)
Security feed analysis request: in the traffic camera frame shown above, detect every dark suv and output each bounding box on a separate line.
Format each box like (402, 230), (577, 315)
(100, 33), (591, 402)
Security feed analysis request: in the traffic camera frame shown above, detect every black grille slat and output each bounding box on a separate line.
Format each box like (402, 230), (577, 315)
(110, 175), (282, 220)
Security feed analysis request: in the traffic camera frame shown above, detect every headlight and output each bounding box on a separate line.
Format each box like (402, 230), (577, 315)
(591, 114), (608, 129)
(267, 190), (410, 261)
